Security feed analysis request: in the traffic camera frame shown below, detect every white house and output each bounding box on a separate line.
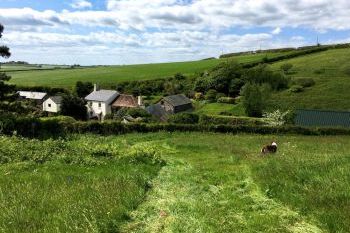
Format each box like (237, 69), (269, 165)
(18, 91), (47, 104)
(85, 85), (119, 120)
(43, 96), (63, 113)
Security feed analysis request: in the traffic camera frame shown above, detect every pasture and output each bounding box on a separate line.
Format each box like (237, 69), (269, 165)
(5, 52), (288, 89)
(1, 132), (350, 232)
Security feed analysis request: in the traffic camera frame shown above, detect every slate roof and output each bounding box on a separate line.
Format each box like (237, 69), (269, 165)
(18, 91), (47, 100)
(49, 96), (63, 104)
(295, 109), (350, 128)
(162, 94), (191, 107)
(85, 90), (119, 104)
(112, 94), (138, 108)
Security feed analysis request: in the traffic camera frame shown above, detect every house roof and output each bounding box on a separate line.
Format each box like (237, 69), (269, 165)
(48, 96), (63, 104)
(112, 94), (138, 108)
(18, 91), (47, 100)
(295, 109), (350, 128)
(85, 90), (119, 104)
(162, 94), (191, 107)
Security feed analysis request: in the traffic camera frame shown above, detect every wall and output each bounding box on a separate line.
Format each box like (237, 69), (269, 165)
(43, 99), (60, 113)
(86, 101), (111, 120)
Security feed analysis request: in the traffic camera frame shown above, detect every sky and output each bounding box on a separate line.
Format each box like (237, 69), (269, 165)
(1, 0), (350, 65)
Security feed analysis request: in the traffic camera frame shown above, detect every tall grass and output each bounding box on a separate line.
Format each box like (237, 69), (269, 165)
(0, 135), (164, 232)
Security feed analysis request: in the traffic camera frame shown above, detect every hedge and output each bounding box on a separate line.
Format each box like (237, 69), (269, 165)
(1, 116), (350, 138)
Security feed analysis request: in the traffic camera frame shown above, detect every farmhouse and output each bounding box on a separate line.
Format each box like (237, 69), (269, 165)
(85, 85), (119, 120)
(43, 96), (63, 113)
(17, 91), (47, 104)
(112, 94), (143, 109)
(295, 109), (350, 128)
(159, 94), (193, 114)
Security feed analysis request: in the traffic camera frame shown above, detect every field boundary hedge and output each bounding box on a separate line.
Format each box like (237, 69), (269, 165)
(1, 116), (350, 138)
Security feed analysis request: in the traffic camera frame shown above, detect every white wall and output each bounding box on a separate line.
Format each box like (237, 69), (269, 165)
(43, 98), (61, 113)
(86, 101), (112, 120)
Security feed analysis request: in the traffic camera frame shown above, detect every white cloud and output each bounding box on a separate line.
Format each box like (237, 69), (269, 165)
(271, 27), (282, 35)
(2, 0), (350, 64)
(70, 0), (92, 9)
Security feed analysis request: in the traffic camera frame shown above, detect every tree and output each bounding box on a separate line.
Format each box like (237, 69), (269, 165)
(241, 83), (269, 117)
(75, 81), (93, 98)
(280, 63), (293, 74)
(60, 95), (87, 120)
(0, 24), (14, 102)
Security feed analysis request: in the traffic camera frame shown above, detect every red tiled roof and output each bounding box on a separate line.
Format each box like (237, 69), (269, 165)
(112, 94), (138, 108)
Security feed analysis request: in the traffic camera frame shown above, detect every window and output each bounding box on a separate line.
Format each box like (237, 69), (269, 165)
(48, 104), (51, 108)
(98, 102), (102, 108)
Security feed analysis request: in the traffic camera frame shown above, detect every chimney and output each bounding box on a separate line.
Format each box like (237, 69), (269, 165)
(94, 84), (99, 92)
(137, 96), (143, 106)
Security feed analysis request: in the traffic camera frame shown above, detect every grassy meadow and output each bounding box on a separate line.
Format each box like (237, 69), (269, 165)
(5, 52), (288, 89)
(1, 132), (350, 232)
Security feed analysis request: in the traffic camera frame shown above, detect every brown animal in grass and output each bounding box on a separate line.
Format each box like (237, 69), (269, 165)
(261, 142), (278, 154)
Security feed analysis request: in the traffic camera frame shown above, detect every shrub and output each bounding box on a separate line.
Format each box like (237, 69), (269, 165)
(263, 110), (291, 126)
(168, 113), (199, 124)
(294, 78), (315, 88)
(126, 108), (151, 118)
(314, 68), (325, 74)
(216, 93), (226, 101)
(280, 63), (293, 74)
(205, 89), (218, 102)
(289, 85), (304, 93)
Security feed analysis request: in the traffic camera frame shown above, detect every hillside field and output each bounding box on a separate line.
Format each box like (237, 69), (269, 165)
(268, 48), (350, 111)
(1, 132), (350, 232)
(5, 52), (287, 89)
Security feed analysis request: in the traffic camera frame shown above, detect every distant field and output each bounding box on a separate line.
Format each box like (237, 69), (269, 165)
(2, 132), (350, 232)
(5, 52), (287, 89)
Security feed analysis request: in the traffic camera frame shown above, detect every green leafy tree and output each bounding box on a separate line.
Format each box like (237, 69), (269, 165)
(61, 95), (87, 120)
(0, 24), (14, 102)
(241, 83), (269, 117)
(75, 81), (93, 98)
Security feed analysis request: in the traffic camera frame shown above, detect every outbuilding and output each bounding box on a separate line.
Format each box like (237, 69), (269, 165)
(43, 96), (63, 113)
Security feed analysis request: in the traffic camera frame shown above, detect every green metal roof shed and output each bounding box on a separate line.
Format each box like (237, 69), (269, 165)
(295, 109), (350, 128)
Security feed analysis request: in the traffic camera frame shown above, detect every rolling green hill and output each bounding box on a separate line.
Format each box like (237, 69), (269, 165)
(268, 48), (350, 111)
(4, 52), (288, 89)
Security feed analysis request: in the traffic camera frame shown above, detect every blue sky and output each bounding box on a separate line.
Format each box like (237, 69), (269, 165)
(1, 0), (350, 65)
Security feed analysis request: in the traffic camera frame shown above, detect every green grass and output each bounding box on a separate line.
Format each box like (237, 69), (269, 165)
(267, 48), (350, 111)
(1, 132), (350, 232)
(270, 48), (350, 78)
(5, 52), (287, 89)
(0, 135), (164, 232)
(194, 101), (246, 116)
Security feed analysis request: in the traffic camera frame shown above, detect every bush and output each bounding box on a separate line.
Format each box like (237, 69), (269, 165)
(126, 108), (151, 118)
(314, 68), (325, 74)
(280, 63), (293, 74)
(217, 97), (235, 104)
(289, 85), (304, 93)
(199, 115), (265, 126)
(205, 89), (218, 102)
(294, 78), (315, 88)
(168, 113), (199, 124)
(216, 93), (226, 101)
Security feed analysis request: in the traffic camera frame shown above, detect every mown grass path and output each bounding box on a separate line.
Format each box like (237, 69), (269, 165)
(121, 133), (330, 233)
